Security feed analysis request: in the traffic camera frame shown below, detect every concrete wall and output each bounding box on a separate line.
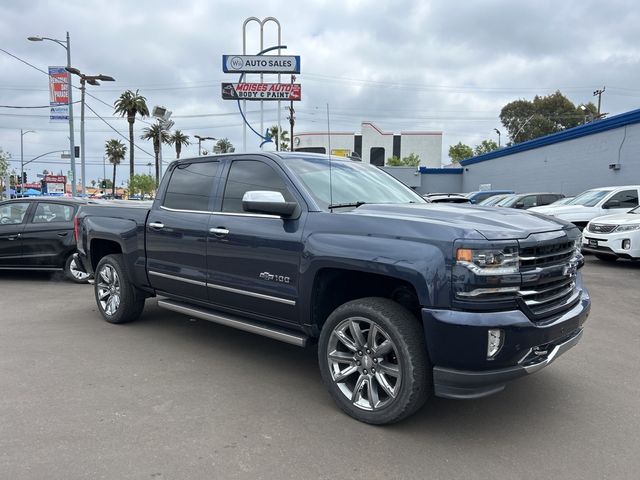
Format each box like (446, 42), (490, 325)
(361, 122), (395, 164)
(400, 132), (442, 168)
(462, 123), (640, 195)
(295, 132), (354, 153)
(417, 173), (463, 194)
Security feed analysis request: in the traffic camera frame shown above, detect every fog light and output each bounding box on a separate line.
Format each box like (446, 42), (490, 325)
(487, 329), (503, 359)
(622, 239), (631, 250)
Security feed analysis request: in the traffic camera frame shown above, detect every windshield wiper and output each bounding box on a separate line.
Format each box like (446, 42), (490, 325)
(328, 201), (367, 210)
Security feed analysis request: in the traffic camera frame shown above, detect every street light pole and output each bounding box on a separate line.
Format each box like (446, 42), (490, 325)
(494, 128), (501, 147)
(28, 32), (76, 195)
(66, 67), (115, 196)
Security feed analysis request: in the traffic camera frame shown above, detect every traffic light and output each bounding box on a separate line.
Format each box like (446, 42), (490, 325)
(22, 172), (27, 184)
(100, 180), (107, 189)
(74, 146), (80, 158)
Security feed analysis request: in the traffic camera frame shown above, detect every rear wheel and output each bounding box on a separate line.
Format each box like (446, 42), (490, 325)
(318, 297), (431, 425)
(95, 254), (145, 324)
(64, 254), (90, 284)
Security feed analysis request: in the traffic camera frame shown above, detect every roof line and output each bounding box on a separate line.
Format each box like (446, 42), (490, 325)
(461, 108), (640, 166)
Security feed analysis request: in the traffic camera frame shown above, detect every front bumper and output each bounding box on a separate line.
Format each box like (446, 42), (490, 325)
(422, 285), (590, 399)
(582, 231), (640, 259)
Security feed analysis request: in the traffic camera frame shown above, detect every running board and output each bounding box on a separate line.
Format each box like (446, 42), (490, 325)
(157, 299), (308, 347)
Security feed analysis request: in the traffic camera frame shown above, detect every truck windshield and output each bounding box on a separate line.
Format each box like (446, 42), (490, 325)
(285, 156), (426, 210)
(570, 189), (612, 207)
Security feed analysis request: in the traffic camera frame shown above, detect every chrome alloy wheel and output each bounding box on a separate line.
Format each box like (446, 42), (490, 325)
(69, 258), (90, 282)
(327, 317), (402, 411)
(97, 264), (121, 316)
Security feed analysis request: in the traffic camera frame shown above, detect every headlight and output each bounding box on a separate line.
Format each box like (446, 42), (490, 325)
(456, 247), (519, 275)
(614, 224), (640, 232)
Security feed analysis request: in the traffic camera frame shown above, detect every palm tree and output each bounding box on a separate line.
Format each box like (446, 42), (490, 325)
(104, 139), (126, 198)
(214, 138), (235, 154)
(168, 130), (190, 159)
(114, 90), (149, 181)
(140, 122), (171, 186)
(268, 125), (289, 151)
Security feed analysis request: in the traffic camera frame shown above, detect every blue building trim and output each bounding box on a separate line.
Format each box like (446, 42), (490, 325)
(460, 108), (640, 166)
(420, 167), (463, 174)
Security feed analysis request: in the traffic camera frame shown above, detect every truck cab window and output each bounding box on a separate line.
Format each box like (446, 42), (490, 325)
(163, 162), (219, 211)
(222, 160), (294, 213)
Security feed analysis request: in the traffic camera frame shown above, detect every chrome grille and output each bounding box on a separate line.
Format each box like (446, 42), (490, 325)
(588, 223), (617, 233)
(519, 241), (575, 269)
(518, 277), (578, 317)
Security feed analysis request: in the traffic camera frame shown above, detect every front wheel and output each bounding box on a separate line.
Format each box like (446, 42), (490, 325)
(95, 254), (145, 324)
(318, 297), (431, 425)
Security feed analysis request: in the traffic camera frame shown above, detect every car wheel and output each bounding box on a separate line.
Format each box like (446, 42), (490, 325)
(95, 254), (145, 324)
(595, 254), (618, 262)
(64, 254), (90, 284)
(318, 297), (431, 425)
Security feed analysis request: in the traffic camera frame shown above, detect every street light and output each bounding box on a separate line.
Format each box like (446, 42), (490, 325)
(152, 106), (173, 185)
(20, 130), (36, 191)
(65, 67), (115, 195)
(494, 128), (501, 147)
(28, 32), (77, 195)
(194, 135), (216, 156)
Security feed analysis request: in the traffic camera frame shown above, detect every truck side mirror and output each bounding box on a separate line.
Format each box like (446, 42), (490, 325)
(242, 191), (298, 217)
(515, 201), (525, 209)
(603, 199), (620, 209)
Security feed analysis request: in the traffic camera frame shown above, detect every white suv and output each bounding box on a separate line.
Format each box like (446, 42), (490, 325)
(529, 185), (640, 230)
(582, 206), (640, 261)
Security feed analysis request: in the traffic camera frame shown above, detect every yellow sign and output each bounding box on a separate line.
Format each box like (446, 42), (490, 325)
(331, 149), (351, 157)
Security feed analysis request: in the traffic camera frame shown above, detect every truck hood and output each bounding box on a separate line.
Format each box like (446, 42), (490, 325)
(350, 204), (570, 240)
(528, 204), (591, 216)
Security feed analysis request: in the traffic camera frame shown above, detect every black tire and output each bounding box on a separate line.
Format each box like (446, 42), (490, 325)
(595, 254), (618, 262)
(318, 297), (431, 425)
(63, 254), (90, 284)
(94, 254), (145, 324)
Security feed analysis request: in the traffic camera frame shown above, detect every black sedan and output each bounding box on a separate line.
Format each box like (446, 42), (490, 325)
(0, 197), (90, 283)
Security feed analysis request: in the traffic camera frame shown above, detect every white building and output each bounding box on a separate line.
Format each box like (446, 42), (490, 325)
(292, 121), (442, 168)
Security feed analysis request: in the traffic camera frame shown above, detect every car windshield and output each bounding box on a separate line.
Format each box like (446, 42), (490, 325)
(570, 189), (612, 207)
(495, 195), (517, 207)
(478, 195), (505, 206)
(285, 156), (426, 210)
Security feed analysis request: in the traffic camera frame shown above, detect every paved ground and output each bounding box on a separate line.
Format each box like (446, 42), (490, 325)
(1, 256), (639, 480)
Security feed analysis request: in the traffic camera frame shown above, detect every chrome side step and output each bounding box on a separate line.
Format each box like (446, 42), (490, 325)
(157, 299), (308, 347)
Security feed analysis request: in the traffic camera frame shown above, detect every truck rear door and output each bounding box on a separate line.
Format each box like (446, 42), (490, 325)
(146, 160), (220, 302)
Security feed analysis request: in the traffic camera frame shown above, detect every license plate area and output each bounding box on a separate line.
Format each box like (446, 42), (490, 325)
(588, 239), (598, 248)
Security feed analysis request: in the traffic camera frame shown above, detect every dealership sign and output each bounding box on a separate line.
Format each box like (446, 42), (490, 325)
(222, 55), (300, 74)
(48, 66), (70, 122)
(44, 175), (67, 183)
(222, 83), (301, 101)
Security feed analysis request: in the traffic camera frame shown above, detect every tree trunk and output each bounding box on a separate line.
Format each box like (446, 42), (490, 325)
(154, 151), (160, 187)
(112, 162), (117, 198)
(128, 117), (135, 180)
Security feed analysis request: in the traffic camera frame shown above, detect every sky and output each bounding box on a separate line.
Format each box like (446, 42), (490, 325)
(1, 0), (639, 187)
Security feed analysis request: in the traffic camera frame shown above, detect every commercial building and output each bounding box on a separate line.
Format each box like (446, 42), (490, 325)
(399, 108), (640, 195)
(293, 121), (442, 168)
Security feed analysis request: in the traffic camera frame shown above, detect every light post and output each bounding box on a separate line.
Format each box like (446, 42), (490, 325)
(20, 129), (36, 193)
(494, 128), (501, 148)
(147, 162), (153, 175)
(28, 32), (76, 195)
(65, 67), (115, 195)
(152, 106), (173, 185)
(194, 135), (216, 156)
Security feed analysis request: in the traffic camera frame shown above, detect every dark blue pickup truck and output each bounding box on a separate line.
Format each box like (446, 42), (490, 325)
(76, 152), (590, 424)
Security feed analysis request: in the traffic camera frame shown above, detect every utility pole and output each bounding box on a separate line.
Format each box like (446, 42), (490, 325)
(20, 129), (35, 193)
(593, 87), (606, 117)
(288, 75), (296, 152)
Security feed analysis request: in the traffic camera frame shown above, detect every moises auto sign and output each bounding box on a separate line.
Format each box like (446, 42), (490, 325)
(222, 83), (302, 101)
(222, 55), (300, 74)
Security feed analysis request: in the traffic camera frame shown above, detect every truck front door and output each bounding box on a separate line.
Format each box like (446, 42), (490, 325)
(206, 158), (305, 325)
(146, 160), (220, 302)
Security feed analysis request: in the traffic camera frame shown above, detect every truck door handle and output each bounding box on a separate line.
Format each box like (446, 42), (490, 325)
(209, 227), (229, 236)
(57, 232), (68, 237)
(149, 222), (165, 230)
(7, 234), (21, 241)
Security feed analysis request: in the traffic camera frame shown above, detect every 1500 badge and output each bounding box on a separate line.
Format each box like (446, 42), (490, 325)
(259, 272), (290, 284)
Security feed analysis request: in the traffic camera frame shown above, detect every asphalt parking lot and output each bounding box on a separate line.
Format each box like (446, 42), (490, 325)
(1, 256), (639, 480)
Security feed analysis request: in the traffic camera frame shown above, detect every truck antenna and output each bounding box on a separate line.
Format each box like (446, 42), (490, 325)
(327, 103), (333, 211)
